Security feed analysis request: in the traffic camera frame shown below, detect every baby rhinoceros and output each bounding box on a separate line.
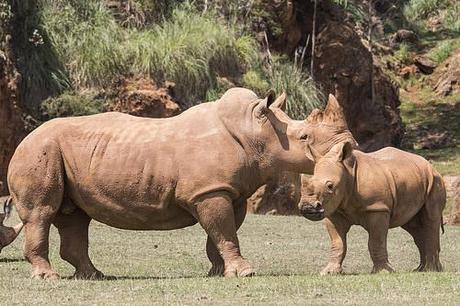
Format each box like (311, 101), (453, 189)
(299, 142), (446, 275)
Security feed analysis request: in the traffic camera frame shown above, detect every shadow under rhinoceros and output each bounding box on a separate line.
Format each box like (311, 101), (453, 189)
(0, 257), (26, 263)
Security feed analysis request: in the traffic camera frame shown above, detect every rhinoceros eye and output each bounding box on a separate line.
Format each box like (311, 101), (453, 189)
(325, 181), (334, 192)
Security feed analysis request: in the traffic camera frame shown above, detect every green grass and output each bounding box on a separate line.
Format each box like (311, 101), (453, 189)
(400, 89), (460, 176)
(426, 40), (458, 64)
(1, 214), (459, 305)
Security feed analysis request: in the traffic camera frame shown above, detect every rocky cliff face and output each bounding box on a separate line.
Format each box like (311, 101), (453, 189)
(264, 0), (403, 152)
(0, 46), (25, 196)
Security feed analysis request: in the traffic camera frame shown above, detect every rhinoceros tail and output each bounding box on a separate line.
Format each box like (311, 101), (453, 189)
(3, 197), (12, 220)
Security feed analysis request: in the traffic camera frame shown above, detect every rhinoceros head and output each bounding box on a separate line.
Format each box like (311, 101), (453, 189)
(299, 141), (355, 220)
(217, 88), (355, 176)
(0, 199), (23, 253)
(301, 94), (358, 163)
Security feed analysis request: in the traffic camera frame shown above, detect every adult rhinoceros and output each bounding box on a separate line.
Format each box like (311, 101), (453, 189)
(7, 88), (354, 279)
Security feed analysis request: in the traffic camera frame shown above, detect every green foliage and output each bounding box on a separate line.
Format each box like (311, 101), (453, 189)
(427, 40), (455, 63)
(403, 0), (449, 22)
(331, 0), (366, 25)
(268, 57), (323, 120)
(12, 0), (70, 113)
(126, 3), (256, 105)
(442, 2), (460, 33)
(242, 69), (270, 95)
(394, 42), (413, 64)
(0, 1), (12, 43)
(41, 91), (104, 118)
(41, 0), (124, 88)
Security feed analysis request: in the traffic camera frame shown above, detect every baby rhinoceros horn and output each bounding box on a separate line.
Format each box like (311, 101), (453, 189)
(0, 211), (23, 253)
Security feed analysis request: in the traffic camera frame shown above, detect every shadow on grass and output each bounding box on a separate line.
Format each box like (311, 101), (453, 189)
(0, 257), (26, 263)
(63, 274), (206, 281)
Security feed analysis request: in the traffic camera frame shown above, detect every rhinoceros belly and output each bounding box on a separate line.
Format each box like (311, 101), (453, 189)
(59, 122), (197, 230)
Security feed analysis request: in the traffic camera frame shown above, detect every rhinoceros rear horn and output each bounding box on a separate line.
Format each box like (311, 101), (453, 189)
(322, 94), (348, 128)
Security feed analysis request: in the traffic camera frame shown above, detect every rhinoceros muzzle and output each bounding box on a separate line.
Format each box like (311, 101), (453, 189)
(300, 201), (325, 221)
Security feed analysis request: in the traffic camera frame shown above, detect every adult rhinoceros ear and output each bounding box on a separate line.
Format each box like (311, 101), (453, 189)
(322, 94), (348, 128)
(269, 92), (287, 111)
(255, 89), (276, 119)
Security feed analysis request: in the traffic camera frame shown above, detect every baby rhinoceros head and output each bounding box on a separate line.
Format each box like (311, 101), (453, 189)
(299, 141), (355, 221)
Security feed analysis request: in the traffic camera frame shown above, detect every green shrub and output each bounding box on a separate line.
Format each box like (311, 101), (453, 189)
(442, 3), (460, 33)
(427, 40), (455, 63)
(41, 91), (104, 118)
(41, 0), (124, 88)
(268, 57), (323, 120)
(394, 42), (413, 65)
(128, 3), (256, 105)
(403, 0), (449, 22)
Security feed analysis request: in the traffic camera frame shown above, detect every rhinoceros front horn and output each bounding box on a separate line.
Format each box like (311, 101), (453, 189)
(322, 94), (348, 128)
(0, 221), (23, 252)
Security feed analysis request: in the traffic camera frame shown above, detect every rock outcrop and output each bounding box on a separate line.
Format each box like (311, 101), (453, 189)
(0, 49), (25, 196)
(106, 78), (181, 118)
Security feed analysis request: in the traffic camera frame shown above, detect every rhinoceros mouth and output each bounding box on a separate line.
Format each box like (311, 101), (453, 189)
(301, 211), (325, 221)
(300, 206), (325, 221)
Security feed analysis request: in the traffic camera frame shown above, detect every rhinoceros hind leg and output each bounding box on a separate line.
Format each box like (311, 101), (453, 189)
(402, 213), (426, 272)
(23, 221), (60, 280)
(196, 193), (253, 278)
(53, 208), (104, 280)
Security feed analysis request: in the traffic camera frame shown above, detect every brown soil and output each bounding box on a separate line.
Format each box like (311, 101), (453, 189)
(105, 77), (181, 118)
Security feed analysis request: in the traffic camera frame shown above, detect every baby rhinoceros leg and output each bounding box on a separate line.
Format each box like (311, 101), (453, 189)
(321, 215), (351, 276)
(366, 212), (395, 274)
(196, 193), (253, 278)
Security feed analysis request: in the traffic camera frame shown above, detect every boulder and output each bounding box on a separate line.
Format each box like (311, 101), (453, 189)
(312, 21), (403, 151)
(414, 55), (437, 75)
(447, 176), (460, 225)
(433, 51), (460, 96)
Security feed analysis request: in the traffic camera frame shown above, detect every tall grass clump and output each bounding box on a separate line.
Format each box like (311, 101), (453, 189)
(427, 40), (455, 63)
(11, 0), (70, 113)
(41, 0), (124, 88)
(268, 57), (323, 120)
(403, 0), (449, 22)
(128, 4), (258, 106)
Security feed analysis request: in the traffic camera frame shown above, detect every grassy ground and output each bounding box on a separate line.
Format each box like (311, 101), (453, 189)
(0, 214), (458, 305)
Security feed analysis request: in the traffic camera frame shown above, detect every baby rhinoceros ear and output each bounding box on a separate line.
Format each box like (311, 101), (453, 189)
(331, 141), (354, 162)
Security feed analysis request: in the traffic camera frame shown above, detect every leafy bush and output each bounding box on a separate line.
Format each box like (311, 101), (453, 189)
(427, 40), (455, 63)
(268, 58), (323, 120)
(41, 0), (124, 88)
(127, 3), (256, 105)
(41, 91), (104, 118)
(403, 0), (449, 22)
(394, 42), (413, 65)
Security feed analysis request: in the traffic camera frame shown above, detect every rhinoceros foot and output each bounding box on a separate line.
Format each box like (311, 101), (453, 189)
(73, 269), (105, 280)
(32, 268), (60, 280)
(320, 263), (343, 276)
(371, 262), (395, 274)
(223, 259), (254, 278)
(208, 264), (225, 277)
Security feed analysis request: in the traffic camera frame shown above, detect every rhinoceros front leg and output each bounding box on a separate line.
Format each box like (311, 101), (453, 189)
(195, 193), (253, 277)
(321, 214), (351, 275)
(366, 212), (394, 273)
(206, 199), (247, 276)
